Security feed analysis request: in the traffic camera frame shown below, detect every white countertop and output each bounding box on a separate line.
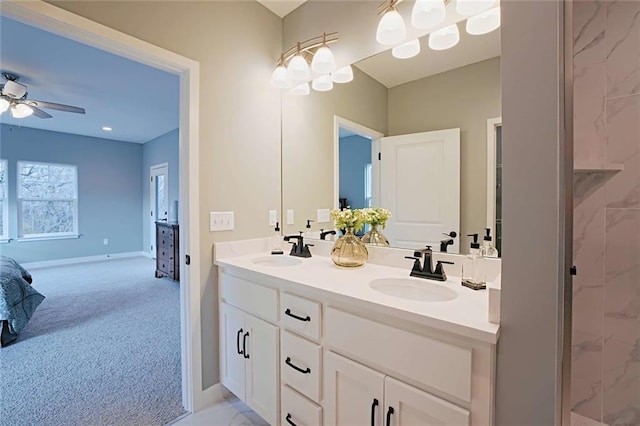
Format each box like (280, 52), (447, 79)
(215, 252), (500, 344)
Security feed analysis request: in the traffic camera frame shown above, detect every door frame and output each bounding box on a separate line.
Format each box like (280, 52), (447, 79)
(486, 117), (502, 230)
(333, 116), (384, 209)
(150, 163), (169, 255)
(2, 0), (207, 413)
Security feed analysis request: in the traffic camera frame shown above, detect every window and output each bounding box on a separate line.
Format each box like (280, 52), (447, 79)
(364, 163), (373, 208)
(17, 161), (78, 239)
(0, 160), (7, 241)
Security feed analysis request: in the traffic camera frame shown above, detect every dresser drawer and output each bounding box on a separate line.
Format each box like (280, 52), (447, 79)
(157, 248), (175, 260)
(281, 331), (322, 402)
(157, 226), (175, 238)
(281, 293), (321, 342)
(158, 237), (175, 249)
(220, 273), (278, 323)
(325, 308), (472, 403)
(281, 385), (322, 426)
(157, 259), (174, 275)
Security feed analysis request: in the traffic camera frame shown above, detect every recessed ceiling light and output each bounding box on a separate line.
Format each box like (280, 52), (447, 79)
(102, 126), (112, 131)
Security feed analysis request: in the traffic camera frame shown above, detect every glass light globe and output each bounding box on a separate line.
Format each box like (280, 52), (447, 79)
(392, 39), (421, 59)
(11, 103), (33, 118)
(0, 98), (9, 113)
(411, 0), (446, 30)
(288, 54), (310, 81)
(428, 24), (460, 50)
(332, 65), (354, 83)
(290, 82), (310, 96)
(270, 65), (291, 89)
(312, 74), (334, 92)
(456, 0), (495, 17)
(466, 6), (501, 35)
(311, 46), (336, 74)
(376, 9), (407, 46)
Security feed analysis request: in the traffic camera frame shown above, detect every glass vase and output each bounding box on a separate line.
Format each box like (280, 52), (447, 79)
(331, 228), (368, 267)
(361, 224), (390, 247)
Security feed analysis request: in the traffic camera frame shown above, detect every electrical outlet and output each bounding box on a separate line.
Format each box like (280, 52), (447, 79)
(269, 210), (278, 226)
(317, 208), (331, 223)
(103, 238), (109, 245)
(210, 211), (235, 231)
(286, 209), (295, 225)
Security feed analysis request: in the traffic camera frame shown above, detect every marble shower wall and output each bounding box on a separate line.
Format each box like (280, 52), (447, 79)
(572, 1), (640, 425)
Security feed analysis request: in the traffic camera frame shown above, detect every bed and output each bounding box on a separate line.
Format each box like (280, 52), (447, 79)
(0, 256), (45, 347)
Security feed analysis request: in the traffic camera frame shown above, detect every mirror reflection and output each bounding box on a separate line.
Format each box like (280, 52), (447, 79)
(281, 22), (502, 255)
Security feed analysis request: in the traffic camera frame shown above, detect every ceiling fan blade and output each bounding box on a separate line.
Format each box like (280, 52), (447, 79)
(26, 100), (85, 114)
(27, 104), (53, 119)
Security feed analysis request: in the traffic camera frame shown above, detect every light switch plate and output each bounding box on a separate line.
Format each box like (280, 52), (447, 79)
(286, 209), (295, 225)
(269, 210), (278, 226)
(317, 208), (331, 223)
(210, 211), (234, 231)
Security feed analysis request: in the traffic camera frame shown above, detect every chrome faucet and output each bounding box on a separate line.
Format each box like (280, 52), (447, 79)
(284, 234), (313, 258)
(405, 246), (453, 281)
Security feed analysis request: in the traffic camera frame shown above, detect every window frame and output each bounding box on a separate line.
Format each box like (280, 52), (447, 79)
(0, 159), (8, 242)
(17, 160), (79, 240)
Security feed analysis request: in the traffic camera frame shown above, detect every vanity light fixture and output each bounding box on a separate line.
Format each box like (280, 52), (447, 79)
(392, 39), (421, 59)
(10, 103), (33, 118)
(287, 43), (311, 82)
(271, 55), (292, 89)
(311, 33), (337, 74)
(376, 0), (407, 46)
(411, 0), (447, 30)
(312, 74), (334, 92)
(102, 126), (113, 131)
(332, 65), (354, 83)
(428, 23), (460, 50)
(456, 0), (495, 16)
(0, 98), (9, 113)
(291, 82), (310, 96)
(466, 6), (500, 35)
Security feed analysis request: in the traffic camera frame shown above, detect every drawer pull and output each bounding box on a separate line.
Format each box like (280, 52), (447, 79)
(285, 308), (311, 322)
(236, 328), (244, 355)
(371, 398), (379, 426)
(243, 332), (250, 359)
(285, 357), (310, 374)
(386, 406), (394, 426)
(285, 413), (297, 426)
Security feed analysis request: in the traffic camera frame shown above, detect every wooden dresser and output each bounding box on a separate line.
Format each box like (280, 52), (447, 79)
(155, 222), (179, 281)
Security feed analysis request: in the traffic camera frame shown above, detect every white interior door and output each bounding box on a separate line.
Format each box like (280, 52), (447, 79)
(380, 129), (460, 252)
(150, 163), (169, 255)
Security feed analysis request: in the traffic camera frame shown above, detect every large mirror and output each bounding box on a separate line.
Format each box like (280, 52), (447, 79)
(281, 22), (502, 255)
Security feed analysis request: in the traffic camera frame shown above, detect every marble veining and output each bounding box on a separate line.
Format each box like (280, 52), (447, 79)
(606, 0), (640, 98)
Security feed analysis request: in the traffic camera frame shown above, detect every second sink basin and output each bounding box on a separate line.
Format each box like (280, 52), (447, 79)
(251, 256), (302, 267)
(370, 278), (458, 302)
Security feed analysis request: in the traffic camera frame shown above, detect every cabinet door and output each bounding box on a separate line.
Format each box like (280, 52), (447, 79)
(220, 303), (246, 399)
(245, 313), (279, 426)
(324, 351), (385, 426)
(384, 377), (470, 426)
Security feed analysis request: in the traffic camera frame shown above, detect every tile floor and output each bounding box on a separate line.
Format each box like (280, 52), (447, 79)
(171, 394), (267, 426)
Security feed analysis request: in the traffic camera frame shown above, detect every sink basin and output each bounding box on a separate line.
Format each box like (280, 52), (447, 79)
(251, 256), (302, 267)
(369, 278), (457, 302)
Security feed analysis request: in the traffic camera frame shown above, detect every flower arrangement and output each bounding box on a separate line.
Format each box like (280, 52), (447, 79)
(330, 208), (366, 233)
(361, 207), (392, 228)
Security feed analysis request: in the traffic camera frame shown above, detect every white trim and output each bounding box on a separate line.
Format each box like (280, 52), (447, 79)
(486, 117), (502, 230)
(333, 116), (385, 209)
(141, 251), (154, 259)
(22, 251), (147, 269)
(16, 233), (80, 242)
(0, 159), (8, 242)
(2, 0), (206, 413)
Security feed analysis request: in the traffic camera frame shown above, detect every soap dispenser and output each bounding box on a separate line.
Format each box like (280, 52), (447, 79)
(305, 219), (314, 238)
(271, 222), (284, 255)
(480, 228), (499, 258)
(462, 234), (486, 290)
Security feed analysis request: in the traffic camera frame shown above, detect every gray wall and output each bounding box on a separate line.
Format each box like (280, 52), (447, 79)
(142, 128), (179, 254)
(339, 135), (371, 209)
(0, 124), (143, 263)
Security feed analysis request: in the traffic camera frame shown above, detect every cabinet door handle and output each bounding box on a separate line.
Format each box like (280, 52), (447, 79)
(371, 398), (379, 426)
(386, 406), (394, 426)
(285, 357), (311, 374)
(285, 308), (311, 322)
(243, 332), (250, 359)
(285, 413), (297, 426)
(236, 328), (244, 355)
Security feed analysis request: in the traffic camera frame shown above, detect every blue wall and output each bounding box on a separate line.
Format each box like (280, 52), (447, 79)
(0, 124), (143, 263)
(339, 135), (372, 209)
(142, 128), (179, 254)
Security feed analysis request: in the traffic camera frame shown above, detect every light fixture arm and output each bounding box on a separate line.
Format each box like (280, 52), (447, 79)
(278, 32), (339, 67)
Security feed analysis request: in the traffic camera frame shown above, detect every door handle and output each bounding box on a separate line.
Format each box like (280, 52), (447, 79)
(243, 332), (250, 359)
(285, 413), (297, 426)
(284, 308), (311, 322)
(285, 357), (311, 374)
(386, 406), (394, 426)
(371, 398), (379, 426)
(236, 328), (243, 355)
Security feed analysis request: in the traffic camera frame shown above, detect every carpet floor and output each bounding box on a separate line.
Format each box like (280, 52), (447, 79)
(0, 256), (185, 425)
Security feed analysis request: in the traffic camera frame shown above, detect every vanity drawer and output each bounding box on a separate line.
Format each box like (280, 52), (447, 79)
(281, 385), (322, 426)
(220, 273), (278, 323)
(325, 307), (472, 403)
(281, 293), (322, 341)
(281, 331), (322, 402)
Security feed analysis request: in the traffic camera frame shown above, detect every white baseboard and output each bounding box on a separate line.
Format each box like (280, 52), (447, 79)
(22, 251), (148, 269)
(141, 251), (155, 259)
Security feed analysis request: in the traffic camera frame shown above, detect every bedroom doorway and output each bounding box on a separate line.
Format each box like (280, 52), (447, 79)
(2, 0), (204, 416)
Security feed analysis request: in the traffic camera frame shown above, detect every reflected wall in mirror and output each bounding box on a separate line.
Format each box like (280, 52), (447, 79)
(282, 22), (502, 255)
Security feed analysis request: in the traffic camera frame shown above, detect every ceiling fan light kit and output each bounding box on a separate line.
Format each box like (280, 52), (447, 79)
(0, 72), (86, 119)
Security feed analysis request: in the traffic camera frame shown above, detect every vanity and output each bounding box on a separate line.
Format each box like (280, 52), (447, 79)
(214, 239), (500, 426)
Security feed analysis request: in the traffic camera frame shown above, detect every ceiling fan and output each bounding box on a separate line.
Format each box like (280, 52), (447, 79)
(0, 72), (86, 119)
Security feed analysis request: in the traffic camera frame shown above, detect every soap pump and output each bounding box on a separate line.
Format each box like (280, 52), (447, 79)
(270, 222), (284, 255)
(462, 233), (486, 290)
(305, 219), (314, 238)
(480, 228), (499, 258)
